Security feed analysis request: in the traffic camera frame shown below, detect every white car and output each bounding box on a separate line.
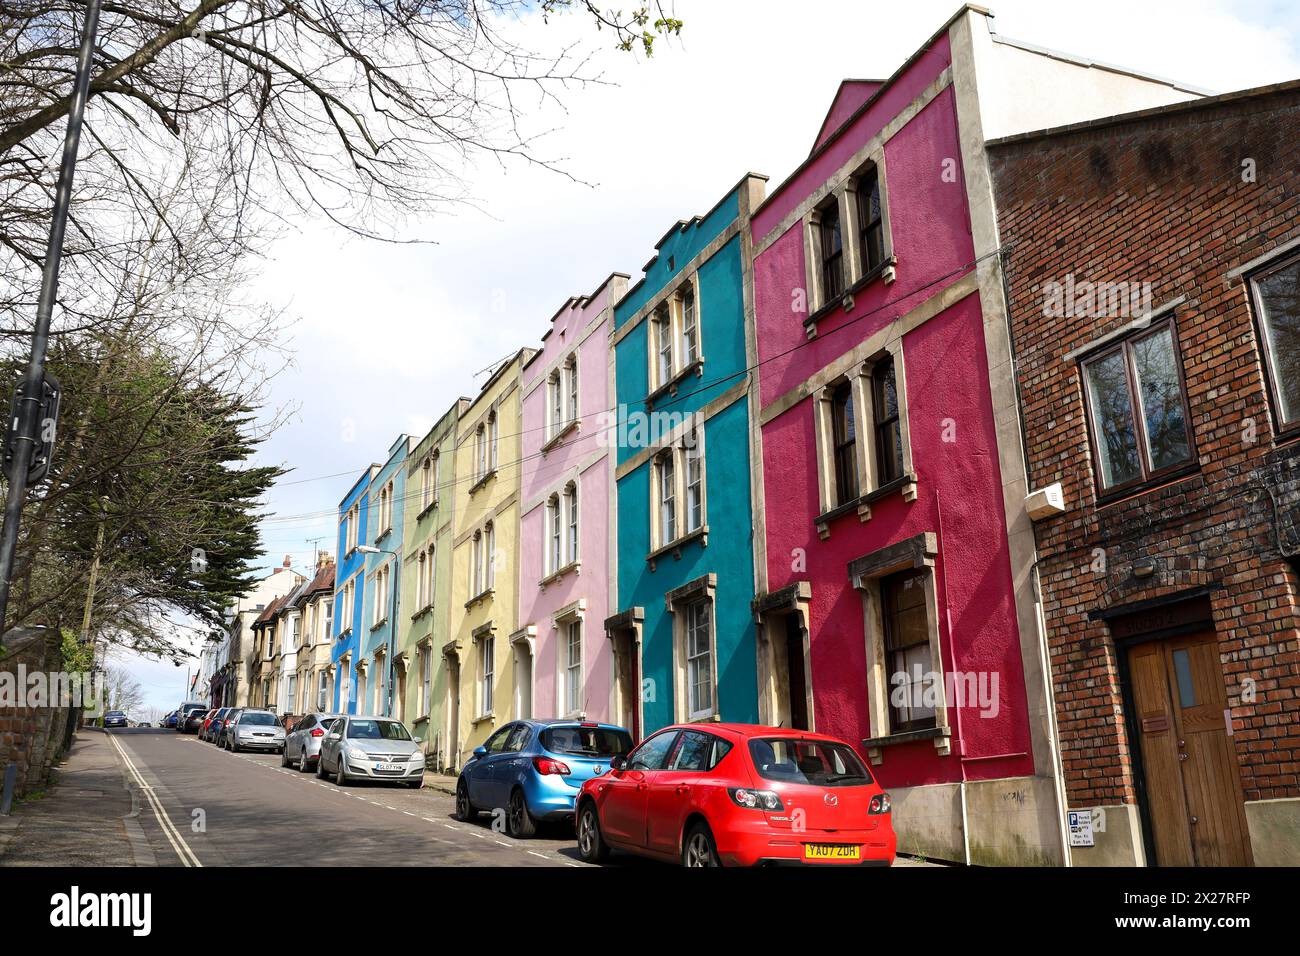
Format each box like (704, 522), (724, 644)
(317, 715), (425, 788)
(229, 710), (285, 753)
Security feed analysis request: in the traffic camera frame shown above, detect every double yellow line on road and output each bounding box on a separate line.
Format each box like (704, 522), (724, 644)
(106, 733), (203, 867)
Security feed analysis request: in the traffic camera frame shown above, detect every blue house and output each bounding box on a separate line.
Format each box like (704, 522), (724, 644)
(332, 463), (378, 714)
(358, 434), (414, 717)
(606, 173), (768, 739)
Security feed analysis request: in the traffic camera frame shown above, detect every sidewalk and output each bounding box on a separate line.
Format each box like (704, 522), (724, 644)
(0, 728), (154, 866)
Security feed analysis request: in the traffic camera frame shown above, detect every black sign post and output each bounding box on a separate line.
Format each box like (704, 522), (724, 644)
(0, 0), (102, 636)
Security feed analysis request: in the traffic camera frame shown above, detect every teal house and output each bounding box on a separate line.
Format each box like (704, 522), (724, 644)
(605, 174), (768, 740)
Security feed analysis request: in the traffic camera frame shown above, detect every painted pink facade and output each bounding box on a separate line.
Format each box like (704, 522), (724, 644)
(518, 274), (628, 721)
(750, 18), (1038, 853)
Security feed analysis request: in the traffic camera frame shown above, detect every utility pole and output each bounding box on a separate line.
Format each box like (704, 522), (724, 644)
(0, 0), (103, 635)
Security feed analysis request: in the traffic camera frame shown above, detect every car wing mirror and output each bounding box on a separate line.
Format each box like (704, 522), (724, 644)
(609, 755), (627, 771)
(472, 745), (488, 759)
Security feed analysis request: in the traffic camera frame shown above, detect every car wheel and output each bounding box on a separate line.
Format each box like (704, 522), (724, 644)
(335, 758), (348, 787)
(280, 746), (291, 767)
(682, 822), (721, 868)
(507, 789), (537, 839)
(298, 751), (312, 773)
(454, 780), (478, 822)
(577, 802), (610, 864)
(316, 754), (329, 779)
(407, 777), (423, 789)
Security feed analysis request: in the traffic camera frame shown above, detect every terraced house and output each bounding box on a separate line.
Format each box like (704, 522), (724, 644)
(990, 80), (1300, 867)
(445, 348), (536, 769)
(518, 276), (628, 726)
(359, 434), (415, 717)
(292, 554), (336, 716)
(332, 464), (379, 714)
(608, 174), (768, 736)
(747, 4), (1205, 865)
(398, 399), (468, 769)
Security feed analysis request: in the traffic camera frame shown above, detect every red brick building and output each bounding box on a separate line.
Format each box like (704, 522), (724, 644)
(989, 80), (1300, 866)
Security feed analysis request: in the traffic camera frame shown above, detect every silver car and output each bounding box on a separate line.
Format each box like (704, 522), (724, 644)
(228, 709), (285, 753)
(281, 712), (343, 772)
(317, 715), (425, 788)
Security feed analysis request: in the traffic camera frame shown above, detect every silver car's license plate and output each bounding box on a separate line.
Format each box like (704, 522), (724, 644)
(375, 762), (402, 772)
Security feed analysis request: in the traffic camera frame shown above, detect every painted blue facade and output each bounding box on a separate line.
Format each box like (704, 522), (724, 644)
(332, 464), (378, 714)
(359, 434), (413, 716)
(612, 175), (764, 734)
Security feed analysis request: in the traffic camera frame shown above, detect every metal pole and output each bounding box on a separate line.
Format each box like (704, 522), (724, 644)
(0, 0), (103, 635)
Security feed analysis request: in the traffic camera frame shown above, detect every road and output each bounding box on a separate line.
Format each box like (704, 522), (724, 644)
(105, 727), (603, 867)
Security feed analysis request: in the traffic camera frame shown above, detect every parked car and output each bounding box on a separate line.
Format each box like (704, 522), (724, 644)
(223, 709), (284, 753)
(103, 710), (128, 729)
(454, 719), (632, 838)
(199, 707), (227, 742)
(161, 711), (178, 729)
(282, 712), (342, 772)
(213, 707), (243, 748)
(317, 715), (424, 787)
(177, 701), (208, 733)
(574, 724), (896, 867)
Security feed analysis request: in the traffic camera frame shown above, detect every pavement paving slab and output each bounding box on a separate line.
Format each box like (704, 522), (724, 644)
(0, 727), (153, 867)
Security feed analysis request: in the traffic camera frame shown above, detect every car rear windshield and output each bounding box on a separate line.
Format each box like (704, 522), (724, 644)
(541, 726), (633, 758)
(240, 712), (279, 726)
(748, 739), (874, 787)
(347, 720), (410, 741)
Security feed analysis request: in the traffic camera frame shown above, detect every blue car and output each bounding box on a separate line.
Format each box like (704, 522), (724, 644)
(161, 711), (178, 729)
(103, 710), (128, 728)
(454, 719), (633, 838)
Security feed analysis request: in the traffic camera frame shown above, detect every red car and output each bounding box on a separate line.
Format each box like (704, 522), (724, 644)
(575, 723), (895, 867)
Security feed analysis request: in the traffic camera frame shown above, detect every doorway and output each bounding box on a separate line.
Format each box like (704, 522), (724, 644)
(781, 613), (810, 730)
(1126, 630), (1252, 866)
(444, 653), (461, 772)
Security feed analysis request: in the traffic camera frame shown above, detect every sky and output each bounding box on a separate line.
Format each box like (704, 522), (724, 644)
(122, 0), (1300, 715)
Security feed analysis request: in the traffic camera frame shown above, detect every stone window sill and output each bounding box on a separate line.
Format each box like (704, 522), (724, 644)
(416, 500), (439, 521)
(464, 587), (495, 610)
(410, 604), (433, 621)
(540, 560), (581, 589)
(646, 358), (705, 409)
(805, 256), (897, 335)
(816, 474), (916, 539)
(468, 469), (497, 497)
(647, 524), (708, 570)
(862, 725), (950, 764)
(542, 419), (579, 453)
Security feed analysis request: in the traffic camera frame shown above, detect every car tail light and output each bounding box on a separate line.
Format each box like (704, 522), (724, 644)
(728, 788), (784, 811)
(580, 722), (598, 728)
(869, 792), (891, 815)
(310, 728), (325, 737)
(533, 756), (571, 776)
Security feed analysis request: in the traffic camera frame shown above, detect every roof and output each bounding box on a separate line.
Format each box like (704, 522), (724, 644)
(296, 561), (335, 603)
(251, 595), (286, 628)
(986, 76), (1300, 148)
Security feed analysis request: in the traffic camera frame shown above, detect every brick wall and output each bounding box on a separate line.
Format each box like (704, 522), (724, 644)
(0, 627), (69, 799)
(989, 84), (1300, 809)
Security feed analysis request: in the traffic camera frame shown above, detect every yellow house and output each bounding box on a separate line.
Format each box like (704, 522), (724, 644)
(444, 348), (535, 768)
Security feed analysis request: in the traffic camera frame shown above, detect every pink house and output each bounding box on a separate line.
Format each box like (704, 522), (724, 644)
(517, 274), (629, 722)
(748, 6), (1202, 864)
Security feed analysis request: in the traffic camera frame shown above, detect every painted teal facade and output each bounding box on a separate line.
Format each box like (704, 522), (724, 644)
(332, 464), (378, 714)
(612, 175), (766, 734)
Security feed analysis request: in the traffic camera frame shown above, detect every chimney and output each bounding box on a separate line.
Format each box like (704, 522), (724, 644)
(283, 554), (292, 568)
(316, 551), (333, 569)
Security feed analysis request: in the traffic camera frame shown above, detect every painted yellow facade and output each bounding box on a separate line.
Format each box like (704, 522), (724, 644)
(443, 348), (535, 769)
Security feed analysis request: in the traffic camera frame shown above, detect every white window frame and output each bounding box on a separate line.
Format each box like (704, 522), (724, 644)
(655, 450), (676, 548)
(564, 619), (583, 717)
(547, 494), (562, 574)
(812, 344), (914, 529)
(564, 481), (579, 565)
(647, 274), (703, 394)
(484, 522), (496, 591)
(803, 151), (894, 320)
(479, 633), (495, 718)
(419, 643), (432, 717)
(666, 574), (719, 723)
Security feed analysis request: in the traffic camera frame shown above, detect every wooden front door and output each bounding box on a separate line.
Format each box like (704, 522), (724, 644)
(1127, 631), (1252, 866)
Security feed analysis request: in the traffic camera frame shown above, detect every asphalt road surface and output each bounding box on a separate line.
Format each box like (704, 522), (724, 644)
(105, 727), (609, 867)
